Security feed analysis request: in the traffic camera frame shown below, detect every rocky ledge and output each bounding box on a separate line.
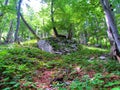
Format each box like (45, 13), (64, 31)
(37, 37), (78, 55)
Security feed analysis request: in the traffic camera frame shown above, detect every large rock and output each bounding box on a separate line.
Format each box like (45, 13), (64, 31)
(37, 40), (54, 53)
(37, 37), (78, 55)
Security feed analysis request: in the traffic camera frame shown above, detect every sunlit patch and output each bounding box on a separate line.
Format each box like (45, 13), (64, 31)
(85, 46), (108, 52)
(22, 0), (48, 14)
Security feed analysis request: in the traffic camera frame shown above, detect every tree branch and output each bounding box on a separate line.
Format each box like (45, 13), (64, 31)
(20, 13), (40, 40)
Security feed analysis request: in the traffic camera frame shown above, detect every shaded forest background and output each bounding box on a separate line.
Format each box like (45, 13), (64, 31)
(1, 0), (120, 46)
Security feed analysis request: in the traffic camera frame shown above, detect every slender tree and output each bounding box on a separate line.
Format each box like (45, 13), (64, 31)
(101, 0), (120, 62)
(6, 20), (14, 43)
(51, 0), (58, 37)
(14, 0), (22, 42)
(4, 0), (8, 5)
(20, 13), (40, 40)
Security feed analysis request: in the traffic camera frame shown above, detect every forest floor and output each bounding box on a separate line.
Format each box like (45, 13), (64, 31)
(0, 40), (120, 90)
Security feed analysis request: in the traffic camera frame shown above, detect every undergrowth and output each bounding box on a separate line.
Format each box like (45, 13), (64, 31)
(0, 41), (120, 90)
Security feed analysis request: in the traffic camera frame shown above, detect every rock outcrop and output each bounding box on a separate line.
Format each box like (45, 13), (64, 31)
(37, 40), (54, 53)
(37, 37), (78, 55)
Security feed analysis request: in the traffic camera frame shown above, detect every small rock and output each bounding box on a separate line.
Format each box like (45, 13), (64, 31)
(67, 53), (70, 55)
(72, 48), (77, 51)
(65, 82), (71, 85)
(95, 44), (101, 48)
(64, 48), (70, 52)
(71, 44), (77, 48)
(58, 42), (63, 46)
(90, 57), (95, 60)
(99, 56), (106, 60)
(54, 52), (62, 55)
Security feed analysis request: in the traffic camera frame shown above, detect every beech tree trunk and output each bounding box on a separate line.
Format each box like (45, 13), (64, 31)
(51, 0), (58, 37)
(50, 0), (67, 38)
(4, 0), (8, 5)
(6, 20), (14, 43)
(20, 13), (40, 40)
(101, 0), (120, 62)
(14, 0), (22, 42)
(0, 31), (2, 44)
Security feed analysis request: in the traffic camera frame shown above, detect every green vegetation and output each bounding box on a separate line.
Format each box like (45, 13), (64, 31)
(0, 41), (120, 90)
(0, 0), (120, 90)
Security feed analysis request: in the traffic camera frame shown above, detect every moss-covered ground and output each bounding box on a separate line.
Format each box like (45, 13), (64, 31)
(0, 40), (120, 90)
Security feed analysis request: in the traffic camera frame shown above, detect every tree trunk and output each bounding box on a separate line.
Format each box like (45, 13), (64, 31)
(4, 0), (9, 5)
(84, 30), (88, 45)
(67, 24), (73, 40)
(0, 31), (2, 44)
(20, 13), (40, 40)
(100, 0), (120, 62)
(6, 20), (14, 43)
(94, 16), (99, 44)
(67, 29), (72, 39)
(51, 0), (58, 37)
(14, 0), (22, 42)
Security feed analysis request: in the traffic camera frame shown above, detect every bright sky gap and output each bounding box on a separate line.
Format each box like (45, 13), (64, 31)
(21, 0), (47, 13)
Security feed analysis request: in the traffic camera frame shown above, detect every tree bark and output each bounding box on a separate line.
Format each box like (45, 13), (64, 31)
(51, 0), (58, 37)
(14, 0), (22, 42)
(0, 31), (2, 44)
(100, 0), (120, 62)
(20, 13), (40, 40)
(6, 20), (14, 43)
(67, 24), (73, 40)
(4, 0), (9, 5)
(50, 0), (67, 38)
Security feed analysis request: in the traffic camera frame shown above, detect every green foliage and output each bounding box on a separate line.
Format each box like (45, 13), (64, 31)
(0, 44), (58, 89)
(62, 45), (108, 66)
(104, 81), (120, 88)
(0, 40), (120, 89)
(38, 43), (119, 90)
(56, 73), (120, 90)
(0, 0), (120, 89)
(45, 59), (64, 69)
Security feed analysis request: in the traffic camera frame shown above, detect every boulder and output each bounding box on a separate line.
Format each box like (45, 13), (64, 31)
(37, 40), (54, 53)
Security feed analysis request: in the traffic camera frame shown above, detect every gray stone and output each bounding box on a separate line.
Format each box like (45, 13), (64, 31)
(89, 57), (95, 60)
(37, 40), (54, 53)
(54, 51), (62, 55)
(65, 82), (70, 85)
(66, 40), (71, 43)
(71, 44), (76, 48)
(99, 56), (106, 60)
(95, 44), (101, 48)
(37, 37), (78, 55)
(67, 53), (70, 55)
(64, 48), (70, 52)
